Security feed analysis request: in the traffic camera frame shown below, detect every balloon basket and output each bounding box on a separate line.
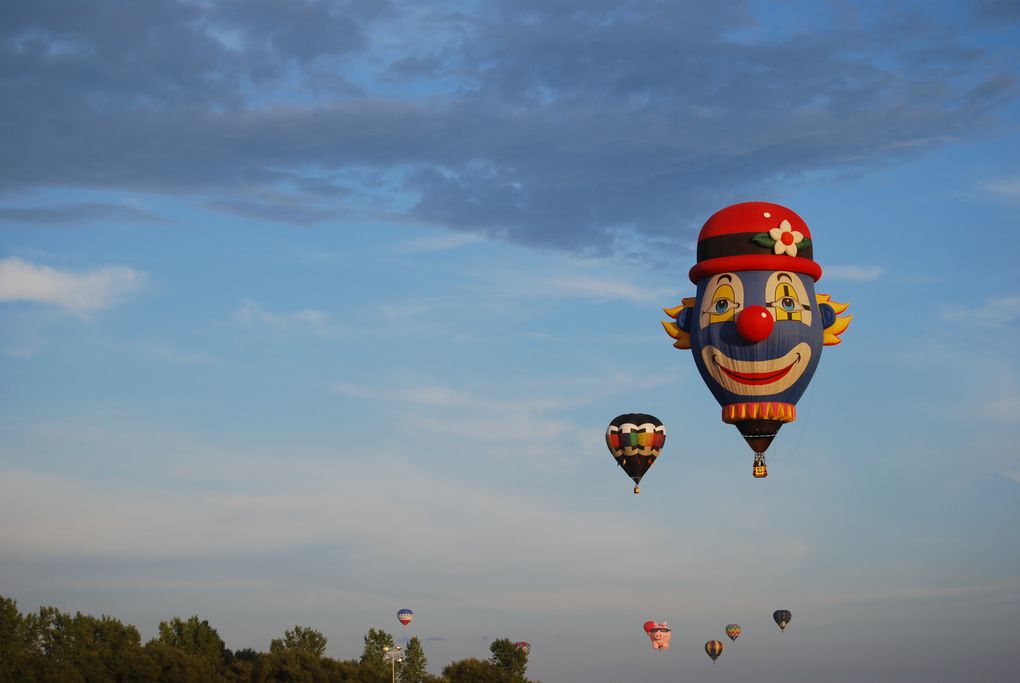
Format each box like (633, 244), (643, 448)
(752, 453), (767, 479)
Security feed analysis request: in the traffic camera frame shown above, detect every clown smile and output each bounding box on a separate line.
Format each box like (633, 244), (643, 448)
(701, 342), (812, 396)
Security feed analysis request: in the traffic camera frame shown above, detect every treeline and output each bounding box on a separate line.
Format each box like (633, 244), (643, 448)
(0, 595), (540, 683)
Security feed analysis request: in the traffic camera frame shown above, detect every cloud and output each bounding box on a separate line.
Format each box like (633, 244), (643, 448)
(0, 202), (163, 225)
(0, 257), (144, 314)
(0, 458), (803, 613)
(986, 392), (1020, 419)
(823, 264), (885, 282)
(940, 295), (1020, 326)
(1, 1), (1016, 253)
(234, 300), (337, 335)
(396, 233), (486, 253)
(979, 175), (1020, 202)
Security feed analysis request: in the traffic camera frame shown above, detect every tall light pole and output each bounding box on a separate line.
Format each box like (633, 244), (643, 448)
(383, 644), (403, 683)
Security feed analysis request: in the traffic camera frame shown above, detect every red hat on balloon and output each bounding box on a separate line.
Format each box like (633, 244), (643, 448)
(689, 201), (823, 283)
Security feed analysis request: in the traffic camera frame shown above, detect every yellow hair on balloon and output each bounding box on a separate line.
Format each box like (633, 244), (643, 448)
(661, 297), (696, 349)
(817, 293), (852, 345)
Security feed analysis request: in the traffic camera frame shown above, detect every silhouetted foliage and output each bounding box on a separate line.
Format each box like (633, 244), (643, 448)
(489, 638), (528, 682)
(0, 595), (540, 683)
(270, 625), (328, 658)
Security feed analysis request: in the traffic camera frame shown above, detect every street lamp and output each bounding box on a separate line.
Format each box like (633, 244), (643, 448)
(383, 645), (403, 683)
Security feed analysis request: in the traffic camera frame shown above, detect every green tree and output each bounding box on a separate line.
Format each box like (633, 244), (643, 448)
(489, 638), (527, 682)
(145, 640), (219, 682)
(398, 636), (428, 683)
(270, 624), (328, 657)
(154, 615), (228, 669)
(0, 596), (46, 682)
(27, 604), (155, 682)
(360, 627), (395, 683)
(261, 647), (331, 682)
(441, 657), (511, 683)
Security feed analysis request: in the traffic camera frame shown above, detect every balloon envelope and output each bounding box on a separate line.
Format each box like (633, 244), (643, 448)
(662, 202), (852, 474)
(705, 640), (724, 662)
(606, 414), (666, 493)
(725, 624), (742, 641)
(397, 609), (414, 626)
(773, 610), (791, 631)
(644, 621), (671, 650)
(513, 641), (531, 655)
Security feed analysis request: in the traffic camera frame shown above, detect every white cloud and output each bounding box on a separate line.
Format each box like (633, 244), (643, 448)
(0, 257), (144, 314)
(980, 175), (1020, 202)
(234, 300), (336, 334)
(823, 264), (885, 282)
(941, 295), (1020, 326)
(987, 392), (1020, 419)
(397, 233), (485, 252)
(507, 272), (671, 305)
(0, 459), (802, 613)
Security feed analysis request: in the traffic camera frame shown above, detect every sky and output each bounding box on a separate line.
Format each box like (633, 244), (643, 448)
(1, 1), (1019, 681)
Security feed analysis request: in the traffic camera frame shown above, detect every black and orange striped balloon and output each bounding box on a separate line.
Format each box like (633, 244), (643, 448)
(705, 639), (724, 662)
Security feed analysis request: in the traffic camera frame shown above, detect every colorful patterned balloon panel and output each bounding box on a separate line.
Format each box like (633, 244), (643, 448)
(773, 610), (791, 631)
(606, 414), (666, 490)
(397, 609), (414, 626)
(705, 640), (724, 662)
(725, 624), (742, 641)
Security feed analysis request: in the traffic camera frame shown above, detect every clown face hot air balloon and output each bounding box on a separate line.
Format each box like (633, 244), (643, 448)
(773, 610), (791, 632)
(607, 414), (666, 493)
(643, 621), (672, 650)
(662, 202), (851, 478)
(397, 609), (414, 627)
(725, 624), (742, 642)
(705, 639), (724, 662)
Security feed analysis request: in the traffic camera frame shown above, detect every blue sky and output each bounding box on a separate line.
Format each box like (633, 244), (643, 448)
(1, 1), (1019, 681)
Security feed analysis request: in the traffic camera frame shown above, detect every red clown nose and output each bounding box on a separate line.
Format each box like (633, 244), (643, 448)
(736, 305), (774, 343)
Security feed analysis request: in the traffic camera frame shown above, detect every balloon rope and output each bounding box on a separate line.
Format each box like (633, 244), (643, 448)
(770, 384), (815, 464)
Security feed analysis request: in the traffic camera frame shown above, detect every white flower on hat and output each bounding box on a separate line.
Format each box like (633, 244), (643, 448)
(768, 219), (804, 257)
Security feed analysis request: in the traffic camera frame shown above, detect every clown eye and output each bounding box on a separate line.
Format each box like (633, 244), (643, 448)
(780, 297), (797, 312)
(700, 275), (744, 329)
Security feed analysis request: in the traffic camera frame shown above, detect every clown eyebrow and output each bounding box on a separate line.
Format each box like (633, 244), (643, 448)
(776, 272), (793, 282)
(716, 274), (733, 283)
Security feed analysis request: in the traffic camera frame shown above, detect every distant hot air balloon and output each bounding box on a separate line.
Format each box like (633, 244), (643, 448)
(662, 202), (852, 478)
(705, 640), (724, 662)
(773, 610), (791, 632)
(725, 624), (742, 642)
(643, 621), (671, 650)
(606, 414), (666, 493)
(397, 609), (414, 627)
(513, 641), (531, 655)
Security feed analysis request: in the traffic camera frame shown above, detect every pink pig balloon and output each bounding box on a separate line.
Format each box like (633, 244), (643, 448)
(643, 620), (672, 650)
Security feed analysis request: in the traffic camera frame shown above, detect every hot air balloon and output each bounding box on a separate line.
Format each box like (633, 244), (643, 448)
(705, 640), (724, 662)
(643, 621), (671, 650)
(397, 609), (414, 627)
(773, 610), (791, 632)
(725, 624), (742, 642)
(513, 641), (531, 655)
(663, 202), (851, 478)
(606, 414), (666, 493)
